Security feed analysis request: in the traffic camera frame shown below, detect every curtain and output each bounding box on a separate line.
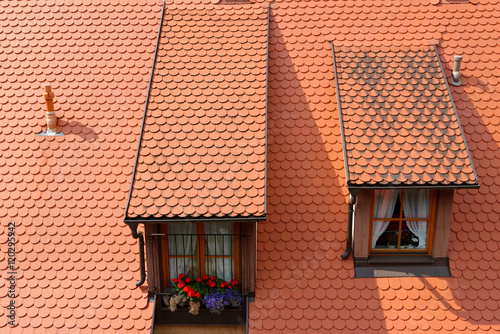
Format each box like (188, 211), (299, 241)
(204, 222), (233, 281)
(372, 189), (400, 248)
(168, 223), (197, 280)
(403, 189), (430, 249)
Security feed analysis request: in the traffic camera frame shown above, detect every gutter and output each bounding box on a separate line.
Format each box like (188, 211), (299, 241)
(124, 214), (267, 226)
(347, 183), (480, 190)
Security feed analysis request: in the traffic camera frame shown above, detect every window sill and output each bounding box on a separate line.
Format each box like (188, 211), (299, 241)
(354, 257), (450, 278)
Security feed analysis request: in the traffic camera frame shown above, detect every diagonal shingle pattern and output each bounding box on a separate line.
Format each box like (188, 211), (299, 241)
(334, 45), (478, 188)
(126, 5), (269, 220)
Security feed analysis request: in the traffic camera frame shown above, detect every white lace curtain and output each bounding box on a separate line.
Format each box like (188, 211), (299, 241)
(204, 222), (234, 281)
(167, 222), (234, 282)
(371, 190), (400, 248)
(168, 222), (197, 280)
(403, 189), (430, 249)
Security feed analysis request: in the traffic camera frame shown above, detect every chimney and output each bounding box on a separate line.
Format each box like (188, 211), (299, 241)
(44, 84), (57, 133)
(37, 84), (63, 136)
(450, 55), (463, 86)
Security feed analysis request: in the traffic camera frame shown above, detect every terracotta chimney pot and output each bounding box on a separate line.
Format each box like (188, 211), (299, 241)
(43, 84), (57, 132)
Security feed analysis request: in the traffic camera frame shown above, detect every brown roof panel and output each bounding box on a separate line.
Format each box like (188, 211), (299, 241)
(333, 44), (479, 188)
(126, 6), (268, 220)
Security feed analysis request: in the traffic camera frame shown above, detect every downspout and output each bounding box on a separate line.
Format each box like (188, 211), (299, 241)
(136, 232), (146, 287)
(130, 223), (147, 287)
(341, 192), (357, 260)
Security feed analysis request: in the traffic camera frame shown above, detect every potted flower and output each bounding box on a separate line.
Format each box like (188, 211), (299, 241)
(400, 231), (419, 249)
(164, 273), (242, 315)
(202, 277), (242, 314)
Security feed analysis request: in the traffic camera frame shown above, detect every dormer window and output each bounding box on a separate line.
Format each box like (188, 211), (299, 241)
(332, 44), (479, 276)
(370, 189), (435, 254)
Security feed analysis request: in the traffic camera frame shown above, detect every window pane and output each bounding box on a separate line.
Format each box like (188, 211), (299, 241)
(372, 220), (399, 249)
(167, 223), (197, 281)
(204, 222), (233, 256)
(204, 222), (234, 280)
(402, 189), (430, 219)
(402, 220), (428, 249)
(169, 258), (198, 281)
(205, 258), (234, 282)
(168, 223), (196, 255)
(373, 190), (401, 218)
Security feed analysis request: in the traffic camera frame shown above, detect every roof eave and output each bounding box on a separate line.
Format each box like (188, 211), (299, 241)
(124, 214), (267, 224)
(347, 183), (480, 190)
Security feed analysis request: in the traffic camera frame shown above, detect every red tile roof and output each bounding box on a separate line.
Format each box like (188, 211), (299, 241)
(333, 44), (479, 188)
(1, 0), (500, 333)
(126, 6), (268, 221)
(256, 0), (500, 332)
(0, 1), (160, 332)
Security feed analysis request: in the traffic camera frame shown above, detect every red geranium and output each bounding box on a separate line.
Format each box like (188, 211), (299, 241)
(172, 274), (239, 305)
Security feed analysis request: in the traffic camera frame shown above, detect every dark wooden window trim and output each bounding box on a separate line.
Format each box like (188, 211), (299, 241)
(368, 189), (437, 256)
(159, 222), (241, 289)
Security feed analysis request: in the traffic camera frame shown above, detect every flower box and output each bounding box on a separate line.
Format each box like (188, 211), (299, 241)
(155, 306), (246, 326)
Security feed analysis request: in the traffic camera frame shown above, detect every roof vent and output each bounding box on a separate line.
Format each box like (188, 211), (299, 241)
(450, 55), (463, 86)
(37, 84), (63, 136)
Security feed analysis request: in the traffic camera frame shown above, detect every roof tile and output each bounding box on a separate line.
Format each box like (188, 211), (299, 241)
(334, 44), (479, 188)
(126, 6), (268, 220)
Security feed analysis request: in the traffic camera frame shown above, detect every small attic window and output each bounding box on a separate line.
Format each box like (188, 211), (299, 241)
(370, 189), (435, 254)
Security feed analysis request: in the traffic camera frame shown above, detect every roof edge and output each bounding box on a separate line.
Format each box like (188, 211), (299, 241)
(433, 44), (480, 188)
(124, 1), (166, 219)
(124, 214), (267, 224)
(347, 183), (480, 190)
(264, 6), (270, 221)
(331, 41), (350, 185)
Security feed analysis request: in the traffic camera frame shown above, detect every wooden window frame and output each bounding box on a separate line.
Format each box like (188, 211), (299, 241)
(368, 189), (437, 256)
(160, 222), (241, 290)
